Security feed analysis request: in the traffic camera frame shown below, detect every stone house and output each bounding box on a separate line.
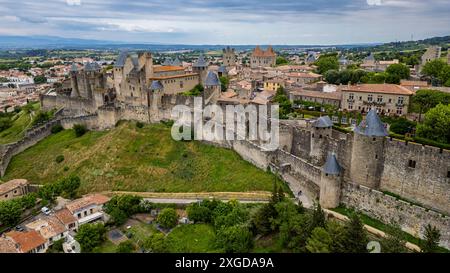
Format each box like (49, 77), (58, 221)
(0, 179), (29, 201)
(65, 194), (110, 226)
(250, 46), (276, 68)
(341, 84), (413, 115)
(5, 230), (47, 253)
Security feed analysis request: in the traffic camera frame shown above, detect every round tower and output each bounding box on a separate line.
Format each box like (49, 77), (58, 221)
(310, 116), (333, 165)
(203, 71), (221, 104)
(69, 63), (79, 97)
(349, 109), (388, 189)
(319, 153), (342, 209)
(193, 55), (208, 84)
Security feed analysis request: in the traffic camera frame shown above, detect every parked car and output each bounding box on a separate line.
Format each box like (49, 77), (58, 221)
(15, 225), (24, 232)
(41, 207), (51, 215)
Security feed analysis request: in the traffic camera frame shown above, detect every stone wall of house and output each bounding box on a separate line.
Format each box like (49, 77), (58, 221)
(341, 182), (450, 248)
(380, 138), (450, 215)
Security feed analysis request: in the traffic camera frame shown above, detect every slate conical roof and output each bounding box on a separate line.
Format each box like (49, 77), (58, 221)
(204, 71), (220, 86)
(70, 63), (78, 72)
(323, 153), (342, 175)
(365, 53), (375, 61)
(85, 62), (101, 71)
(114, 51), (128, 67)
(354, 109), (388, 137)
(171, 57), (182, 66)
(162, 57), (172, 66)
(218, 65), (227, 74)
(150, 80), (164, 90)
(193, 55), (207, 68)
(313, 116), (333, 128)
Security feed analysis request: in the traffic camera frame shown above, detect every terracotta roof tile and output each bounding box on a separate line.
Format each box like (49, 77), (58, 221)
(6, 230), (46, 253)
(0, 179), (28, 194)
(55, 208), (77, 225)
(342, 84), (413, 96)
(66, 194), (110, 214)
(153, 65), (184, 72)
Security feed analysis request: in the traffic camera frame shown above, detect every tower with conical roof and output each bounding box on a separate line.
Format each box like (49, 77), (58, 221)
(310, 116), (333, 165)
(203, 71), (221, 104)
(69, 63), (79, 98)
(192, 54), (208, 84)
(319, 153), (342, 209)
(350, 109), (388, 189)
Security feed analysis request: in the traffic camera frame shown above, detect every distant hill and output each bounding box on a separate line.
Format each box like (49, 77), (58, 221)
(0, 34), (448, 52)
(0, 35), (377, 51)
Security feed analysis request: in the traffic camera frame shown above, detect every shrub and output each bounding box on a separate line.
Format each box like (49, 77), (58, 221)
(55, 155), (65, 163)
(73, 124), (87, 137)
(51, 124), (64, 134)
(136, 122), (144, 128)
(63, 166), (69, 172)
(157, 208), (178, 229)
(116, 241), (135, 253)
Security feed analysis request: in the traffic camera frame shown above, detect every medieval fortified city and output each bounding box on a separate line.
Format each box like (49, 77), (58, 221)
(0, 1), (449, 263)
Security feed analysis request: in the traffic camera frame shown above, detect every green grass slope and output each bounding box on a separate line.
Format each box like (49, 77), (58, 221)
(3, 122), (286, 194)
(0, 102), (40, 144)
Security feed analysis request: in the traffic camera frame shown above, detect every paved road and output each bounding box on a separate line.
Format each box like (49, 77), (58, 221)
(143, 198), (269, 204)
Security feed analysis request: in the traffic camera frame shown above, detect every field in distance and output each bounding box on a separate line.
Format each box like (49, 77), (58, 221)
(3, 121), (288, 194)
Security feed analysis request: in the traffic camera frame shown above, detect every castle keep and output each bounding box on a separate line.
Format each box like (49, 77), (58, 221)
(12, 51), (450, 248)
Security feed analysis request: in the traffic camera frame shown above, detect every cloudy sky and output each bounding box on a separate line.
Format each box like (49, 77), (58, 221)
(0, 0), (449, 45)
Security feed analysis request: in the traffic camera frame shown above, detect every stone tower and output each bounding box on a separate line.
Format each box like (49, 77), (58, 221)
(319, 153), (342, 209)
(149, 80), (164, 122)
(349, 109), (388, 189)
(113, 51), (128, 92)
(138, 51), (154, 84)
(69, 63), (79, 98)
(218, 65), (228, 78)
(222, 46), (236, 67)
(203, 71), (221, 104)
(310, 116), (333, 165)
(192, 55), (208, 84)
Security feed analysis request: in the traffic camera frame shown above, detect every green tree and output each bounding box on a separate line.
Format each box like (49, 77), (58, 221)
(380, 224), (407, 253)
(273, 87), (292, 119)
(143, 232), (168, 253)
(47, 239), (64, 253)
(60, 175), (81, 199)
(388, 118), (416, 135)
(411, 89), (450, 121)
(33, 75), (47, 84)
(306, 227), (332, 253)
(315, 55), (339, 74)
(0, 200), (22, 227)
(73, 124), (87, 137)
(75, 223), (106, 253)
(416, 104), (450, 144)
(186, 203), (212, 223)
(422, 59), (447, 81)
(310, 203), (326, 230)
(216, 225), (253, 253)
(341, 214), (368, 253)
(276, 56), (289, 65)
(157, 208), (178, 229)
(116, 240), (135, 253)
(219, 76), (229, 92)
(385, 63), (410, 84)
(324, 69), (340, 84)
(420, 224), (441, 253)
(327, 220), (347, 253)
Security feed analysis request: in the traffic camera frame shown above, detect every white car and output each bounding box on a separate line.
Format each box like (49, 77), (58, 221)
(41, 207), (51, 215)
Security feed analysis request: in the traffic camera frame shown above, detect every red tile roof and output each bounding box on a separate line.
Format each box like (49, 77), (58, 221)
(342, 84), (413, 96)
(6, 230), (46, 253)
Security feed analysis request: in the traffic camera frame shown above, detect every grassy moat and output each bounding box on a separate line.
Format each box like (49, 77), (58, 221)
(3, 121), (287, 194)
